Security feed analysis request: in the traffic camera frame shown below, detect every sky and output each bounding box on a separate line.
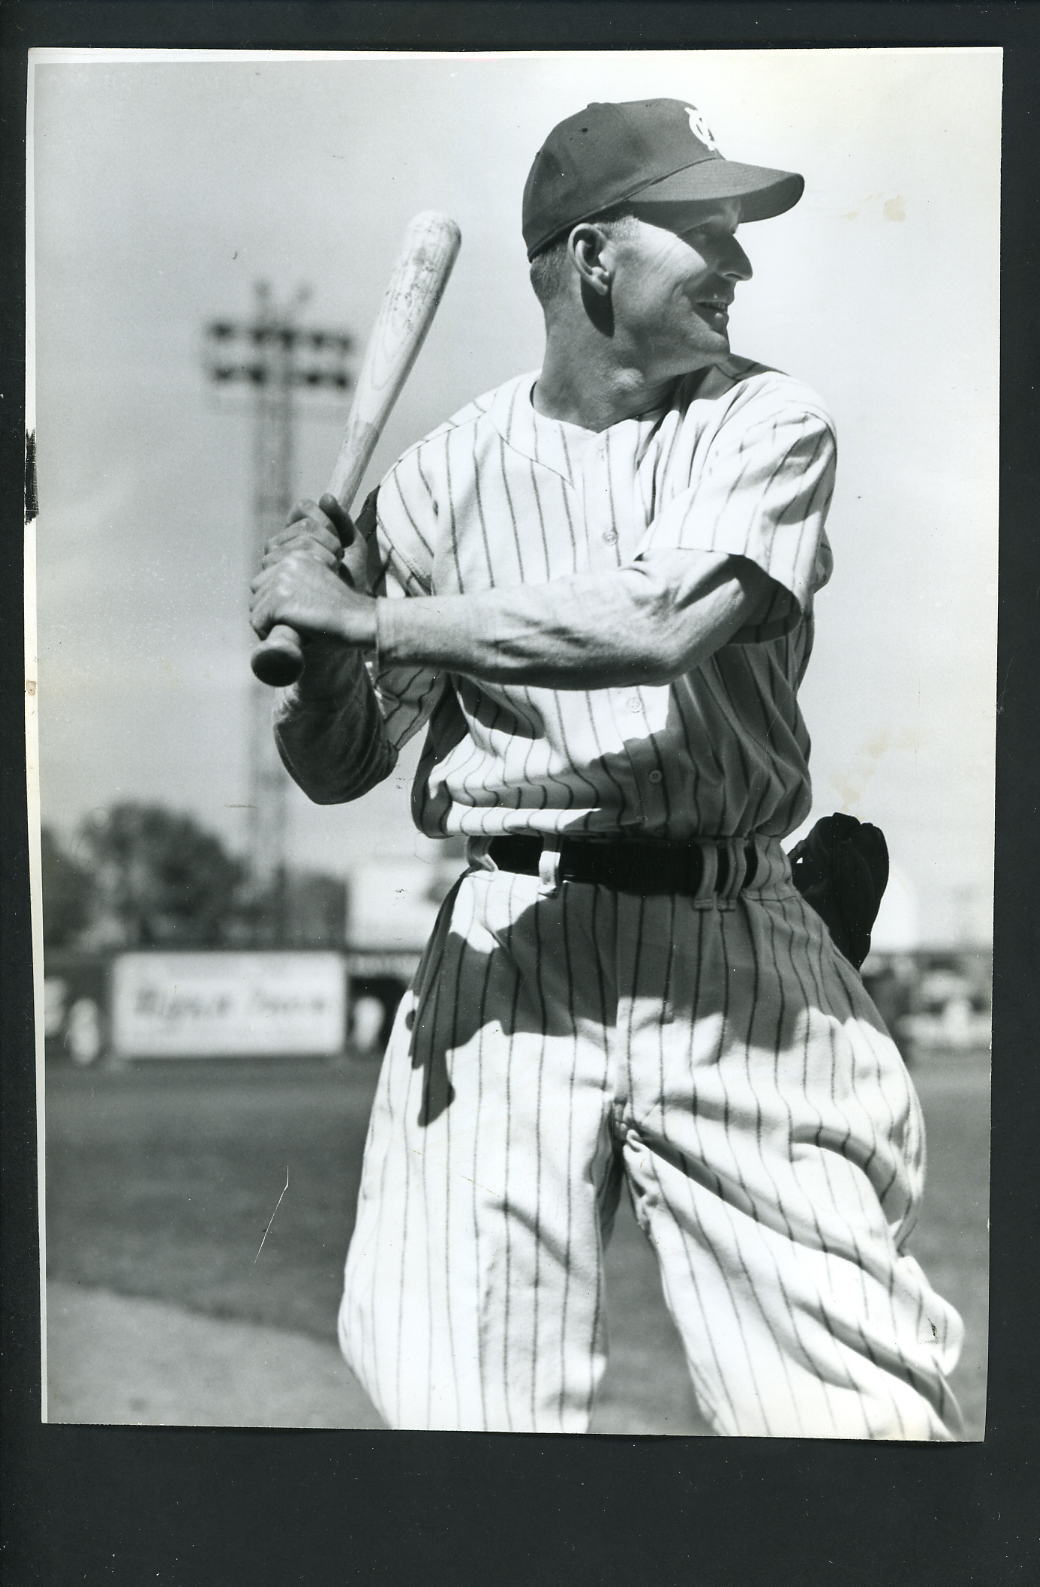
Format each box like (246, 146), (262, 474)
(27, 47), (1001, 948)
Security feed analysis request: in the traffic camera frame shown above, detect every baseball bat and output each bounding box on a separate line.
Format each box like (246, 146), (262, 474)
(251, 210), (462, 687)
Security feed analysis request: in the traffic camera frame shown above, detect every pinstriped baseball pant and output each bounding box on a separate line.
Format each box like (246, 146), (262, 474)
(338, 836), (964, 1438)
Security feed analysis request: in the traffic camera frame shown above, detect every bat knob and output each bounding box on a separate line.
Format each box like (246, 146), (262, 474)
(251, 624), (304, 687)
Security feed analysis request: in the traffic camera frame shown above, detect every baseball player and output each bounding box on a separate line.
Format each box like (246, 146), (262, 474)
(249, 98), (964, 1437)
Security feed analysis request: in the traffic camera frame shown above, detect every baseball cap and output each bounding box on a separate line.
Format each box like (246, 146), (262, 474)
(522, 98), (804, 259)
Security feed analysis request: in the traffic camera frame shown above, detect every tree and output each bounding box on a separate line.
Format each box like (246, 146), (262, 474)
(77, 803), (249, 947)
(39, 825), (95, 947)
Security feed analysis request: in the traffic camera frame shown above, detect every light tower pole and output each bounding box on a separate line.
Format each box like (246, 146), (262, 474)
(204, 285), (353, 944)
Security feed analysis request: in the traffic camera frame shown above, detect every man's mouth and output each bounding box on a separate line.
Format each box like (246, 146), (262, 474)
(697, 298), (731, 324)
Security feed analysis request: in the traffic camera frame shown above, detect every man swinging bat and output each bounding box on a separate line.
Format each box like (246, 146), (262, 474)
(249, 97), (964, 1437)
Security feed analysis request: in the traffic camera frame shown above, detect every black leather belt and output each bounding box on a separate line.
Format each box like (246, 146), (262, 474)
(487, 835), (758, 897)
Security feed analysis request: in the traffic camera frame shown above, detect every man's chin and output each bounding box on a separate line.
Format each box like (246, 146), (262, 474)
(674, 344), (731, 377)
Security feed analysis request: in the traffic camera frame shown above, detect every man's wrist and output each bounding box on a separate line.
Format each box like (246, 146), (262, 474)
(374, 594), (465, 669)
(373, 589), (502, 675)
(336, 588), (379, 650)
(374, 597), (402, 665)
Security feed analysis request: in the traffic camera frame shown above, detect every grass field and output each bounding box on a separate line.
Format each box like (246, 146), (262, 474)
(44, 1045), (989, 1437)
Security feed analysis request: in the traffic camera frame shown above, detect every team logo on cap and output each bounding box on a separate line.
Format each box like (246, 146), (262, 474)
(685, 106), (719, 151)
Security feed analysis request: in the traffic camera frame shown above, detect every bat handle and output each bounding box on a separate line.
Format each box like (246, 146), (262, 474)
(250, 622), (306, 687)
(251, 492), (359, 686)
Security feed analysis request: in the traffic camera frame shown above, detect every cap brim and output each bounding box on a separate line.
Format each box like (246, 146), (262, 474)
(632, 159), (804, 221)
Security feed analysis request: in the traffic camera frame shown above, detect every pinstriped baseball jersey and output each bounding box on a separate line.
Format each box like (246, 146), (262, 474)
(359, 356), (835, 842)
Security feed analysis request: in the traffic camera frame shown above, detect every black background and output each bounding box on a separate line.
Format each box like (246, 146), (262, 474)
(3, 5), (1038, 1583)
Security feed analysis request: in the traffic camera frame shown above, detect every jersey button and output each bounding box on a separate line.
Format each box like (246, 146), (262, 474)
(648, 770), (663, 784)
(602, 529), (618, 544)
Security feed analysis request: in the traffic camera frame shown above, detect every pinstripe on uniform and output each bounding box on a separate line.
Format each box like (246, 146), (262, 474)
(318, 356), (965, 1436)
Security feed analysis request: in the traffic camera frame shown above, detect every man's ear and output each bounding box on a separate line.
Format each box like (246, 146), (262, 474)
(566, 223), (613, 297)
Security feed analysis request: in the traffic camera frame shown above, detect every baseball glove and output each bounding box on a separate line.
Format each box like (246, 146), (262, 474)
(788, 812), (889, 970)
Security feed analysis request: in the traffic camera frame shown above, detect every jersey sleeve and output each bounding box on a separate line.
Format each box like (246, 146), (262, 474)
(636, 395), (836, 642)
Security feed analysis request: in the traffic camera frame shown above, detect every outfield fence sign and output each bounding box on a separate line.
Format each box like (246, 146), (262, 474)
(110, 951), (347, 1058)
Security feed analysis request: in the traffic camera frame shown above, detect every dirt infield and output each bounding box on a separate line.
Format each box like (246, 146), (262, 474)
(46, 1280), (383, 1429)
(45, 1280), (707, 1434)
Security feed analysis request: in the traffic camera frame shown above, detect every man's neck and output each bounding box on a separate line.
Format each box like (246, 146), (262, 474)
(533, 340), (680, 432)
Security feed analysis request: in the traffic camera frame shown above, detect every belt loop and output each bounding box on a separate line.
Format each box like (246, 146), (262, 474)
(538, 834), (562, 896)
(692, 841), (718, 909)
(716, 839), (743, 909)
(466, 835), (495, 872)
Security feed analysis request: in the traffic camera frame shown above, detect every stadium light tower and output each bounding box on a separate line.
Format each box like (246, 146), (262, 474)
(203, 284), (353, 944)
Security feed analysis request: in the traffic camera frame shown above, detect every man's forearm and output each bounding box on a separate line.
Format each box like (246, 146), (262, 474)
(273, 641), (395, 804)
(374, 550), (768, 690)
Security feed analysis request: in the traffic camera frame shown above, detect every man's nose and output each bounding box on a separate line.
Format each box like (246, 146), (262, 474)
(721, 236), (753, 282)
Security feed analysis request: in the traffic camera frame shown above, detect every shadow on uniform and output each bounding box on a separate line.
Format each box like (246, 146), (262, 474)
(402, 865), (892, 1130)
